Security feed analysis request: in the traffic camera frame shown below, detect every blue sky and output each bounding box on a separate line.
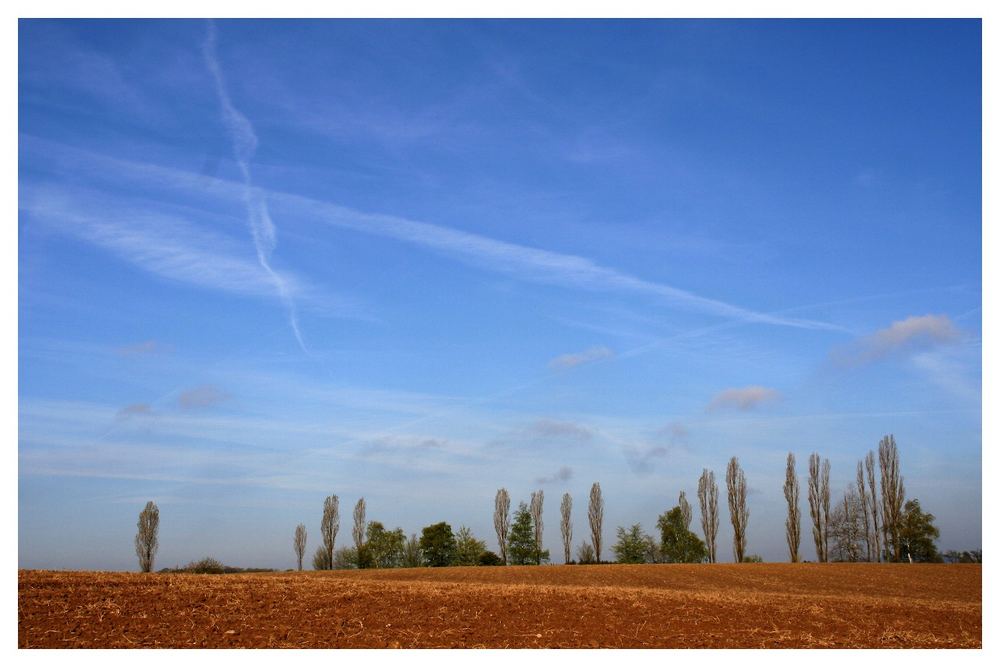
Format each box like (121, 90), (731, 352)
(19, 19), (981, 569)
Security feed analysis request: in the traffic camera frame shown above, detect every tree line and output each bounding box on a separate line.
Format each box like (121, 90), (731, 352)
(132, 433), (963, 572)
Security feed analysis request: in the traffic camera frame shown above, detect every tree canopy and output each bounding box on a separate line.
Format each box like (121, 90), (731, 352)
(419, 522), (457, 567)
(612, 524), (649, 564)
(657, 506), (708, 563)
(508, 502), (549, 564)
(899, 499), (941, 563)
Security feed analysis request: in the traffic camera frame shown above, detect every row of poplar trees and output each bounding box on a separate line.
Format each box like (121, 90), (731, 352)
(134, 432), (927, 571)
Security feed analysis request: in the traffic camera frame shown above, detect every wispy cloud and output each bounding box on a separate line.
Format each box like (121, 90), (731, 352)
(708, 386), (781, 411)
(535, 465), (573, 484)
(832, 314), (961, 367)
(548, 346), (614, 370)
(527, 419), (593, 441)
(20, 184), (308, 301)
(22, 137), (840, 333)
(202, 20), (306, 352)
(177, 385), (230, 410)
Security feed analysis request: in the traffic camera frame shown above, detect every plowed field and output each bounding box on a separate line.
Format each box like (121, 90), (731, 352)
(18, 564), (981, 648)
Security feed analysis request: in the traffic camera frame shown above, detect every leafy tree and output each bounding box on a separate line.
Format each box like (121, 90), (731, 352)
(478, 550), (503, 566)
(612, 524), (649, 564)
(657, 506), (707, 563)
(899, 499), (942, 562)
(333, 546), (359, 569)
(742, 554), (764, 563)
(508, 502), (549, 564)
(366, 521), (406, 568)
(419, 522), (457, 567)
(455, 525), (487, 566)
(134, 501), (159, 573)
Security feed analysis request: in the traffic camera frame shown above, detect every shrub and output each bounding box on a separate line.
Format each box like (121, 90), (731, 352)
(576, 542), (597, 564)
(185, 557), (225, 574)
(478, 551), (503, 566)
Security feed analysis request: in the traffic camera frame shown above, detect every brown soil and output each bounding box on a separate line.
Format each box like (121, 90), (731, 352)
(18, 563), (981, 648)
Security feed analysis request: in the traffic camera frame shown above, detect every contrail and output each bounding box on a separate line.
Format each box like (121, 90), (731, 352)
(202, 20), (307, 352)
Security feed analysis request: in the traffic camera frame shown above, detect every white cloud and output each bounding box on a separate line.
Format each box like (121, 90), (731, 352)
(833, 314), (961, 367)
(548, 346), (614, 370)
(708, 386), (781, 411)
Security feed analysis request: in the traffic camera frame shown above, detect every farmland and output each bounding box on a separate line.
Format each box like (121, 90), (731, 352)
(19, 563), (980, 648)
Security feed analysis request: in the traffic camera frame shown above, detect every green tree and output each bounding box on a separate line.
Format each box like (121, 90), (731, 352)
(657, 506), (708, 563)
(478, 551), (503, 566)
(455, 525), (487, 566)
(612, 524), (649, 564)
(899, 499), (942, 562)
(508, 502), (549, 564)
(333, 546), (358, 569)
(366, 521), (406, 568)
(419, 522), (457, 567)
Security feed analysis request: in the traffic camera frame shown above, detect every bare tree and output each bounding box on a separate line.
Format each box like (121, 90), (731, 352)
(352, 497), (366, 552)
(829, 488), (867, 562)
(494, 488), (511, 565)
(807, 453), (831, 562)
(560, 492), (573, 564)
(678, 491), (692, 530)
(293, 523), (307, 571)
(879, 434), (905, 562)
(856, 460), (873, 561)
(783, 453), (801, 562)
(134, 501), (159, 573)
(588, 482), (604, 563)
(320, 495), (340, 570)
(698, 468), (719, 563)
(726, 457), (749, 562)
(530, 490), (545, 564)
(864, 450), (881, 562)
